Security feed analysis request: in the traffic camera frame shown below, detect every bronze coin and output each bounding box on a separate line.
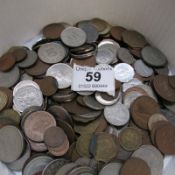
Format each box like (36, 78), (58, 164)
(34, 76), (58, 96)
(153, 75), (175, 103)
(12, 47), (27, 62)
(0, 87), (13, 108)
(155, 123), (175, 154)
(23, 111), (56, 142)
(0, 52), (16, 71)
(110, 26), (126, 41)
(25, 59), (50, 76)
(120, 158), (151, 175)
(131, 96), (160, 129)
(42, 23), (65, 39)
(168, 75), (175, 89)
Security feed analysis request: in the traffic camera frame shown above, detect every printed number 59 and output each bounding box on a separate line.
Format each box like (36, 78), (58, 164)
(85, 72), (101, 82)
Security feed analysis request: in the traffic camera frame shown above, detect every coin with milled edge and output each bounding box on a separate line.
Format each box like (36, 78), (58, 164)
(46, 63), (73, 89)
(104, 102), (130, 126)
(114, 63), (135, 82)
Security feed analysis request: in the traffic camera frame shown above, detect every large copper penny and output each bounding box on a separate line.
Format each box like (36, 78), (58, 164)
(0, 52), (16, 71)
(110, 26), (126, 41)
(23, 111), (56, 142)
(120, 158), (150, 175)
(131, 96), (160, 129)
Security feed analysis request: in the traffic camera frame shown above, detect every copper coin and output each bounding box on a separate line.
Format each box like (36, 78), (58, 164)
(0, 52), (16, 72)
(34, 76), (58, 96)
(25, 60), (50, 76)
(155, 123), (175, 154)
(42, 23), (65, 39)
(119, 127), (142, 151)
(129, 48), (141, 58)
(131, 96), (160, 129)
(0, 87), (13, 108)
(23, 111), (56, 142)
(110, 26), (126, 41)
(12, 47), (27, 62)
(168, 75), (175, 89)
(28, 139), (47, 152)
(120, 158), (151, 175)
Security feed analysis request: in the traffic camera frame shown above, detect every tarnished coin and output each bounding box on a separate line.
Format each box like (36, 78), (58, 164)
(131, 96), (160, 129)
(61, 27), (87, 47)
(18, 50), (37, 68)
(119, 127), (142, 151)
(46, 63), (73, 89)
(134, 60), (153, 77)
(104, 102), (130, 126)
(0, 161), (15, 175)
(99, 162), (122, 175)
(0, 66), (20, 88)
(0, 52), (16, 72)
(38, 42), (67, 64)
(23, 111), (56, 142)
(13, 86), (43, 112)
(0, 125), (24, 163)
(0, 90), (8, 111)
(132, 145), (163, 175)
(122, 30), (147, 48)
(42, 158), (69, 175)
(114, 63), (135, 82)
(120, 158), (150, 175)
(12, 47), (27, 62)
(141, 46), (167, 67)
(23, 155), (53, 175)
(110, 26), (126, 41)
(117, 48), (135, 65)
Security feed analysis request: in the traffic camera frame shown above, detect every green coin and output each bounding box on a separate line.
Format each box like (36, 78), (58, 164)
(0, 91), (8, 111)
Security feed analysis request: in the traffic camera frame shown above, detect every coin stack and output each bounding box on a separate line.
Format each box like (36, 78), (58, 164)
(0, 18), (174, 175)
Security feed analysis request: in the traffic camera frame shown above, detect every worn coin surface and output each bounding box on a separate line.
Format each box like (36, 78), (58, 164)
(0, 90), (8, 111)
(168, 75), (175, 89)
(110, 26), (126, 41)
(28, 139), (47, 152)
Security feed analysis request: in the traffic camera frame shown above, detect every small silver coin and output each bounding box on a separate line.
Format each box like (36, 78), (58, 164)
(0, 161), (15, 175)
(132, 145), (163, 175)
(134, 59), (153, 77)
(114, 63), (135, 82)
(46, 63), (73, 89)
(18, 50), (37, 68)
(61, 27), (87, 47)
(104, 102), (130, 126)
(0, 66), (20, 88)
(13, 85), (43, 112)
(38, 42), (67, 64)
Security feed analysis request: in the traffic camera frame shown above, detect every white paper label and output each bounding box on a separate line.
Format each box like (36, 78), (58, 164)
(71, 64), (115, 93)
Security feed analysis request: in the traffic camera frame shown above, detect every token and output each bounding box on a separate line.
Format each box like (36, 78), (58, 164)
(0, 90), (8, 111)
(46, 63), (73, 89)
(104, 102), (130, 126)
(134, 59), (153, 77)
(119, 127), (142, 151)
(0, 52), (16, 72)
(38, 42), (67, 64)
(61, 27), (87, 47)
(110, 26), (126, 41)
(131, 96), (160, 129)
(141, 46), (167, 67)
(0, 66), (20, 88)
(114, 63), (135, 82)
(12, 47), (27, 62)
(120, 158), (150, 175)
(23, 111), (56, 142)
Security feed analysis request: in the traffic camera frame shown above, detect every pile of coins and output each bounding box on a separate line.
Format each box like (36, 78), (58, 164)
(0, 17), (175, 175)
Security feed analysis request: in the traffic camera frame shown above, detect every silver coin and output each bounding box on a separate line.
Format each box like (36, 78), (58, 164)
(99, 162), (122, 175)
(118, 47), (135, 65)
(132, 145), (163, 175)
(0, 161), (15, 175)
(46, 63), (73, 89)
(38, 42), (67, 64)
(61, 27), (87, 47)
(13, 80), (40, 96)
(23, 155), (53, 175)
(18, 50), (37, 68)
(0, 66), (20, 88)
(104, 102), (130, 126)
(78, 22), (99, 43)
(13, 85), (43, 112)
(76, 91), (94, 96)
(114, 63), (135, 82)
(122, 78), (143, 92)
(55, 163), (78, 175)
(134, 59), (153, 77)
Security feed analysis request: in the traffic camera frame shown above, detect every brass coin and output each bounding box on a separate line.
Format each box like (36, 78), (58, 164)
(0, 90), (8, 111)
(119, 127), (142, 151)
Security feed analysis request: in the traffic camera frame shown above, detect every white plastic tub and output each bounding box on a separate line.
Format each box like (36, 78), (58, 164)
(0, 0), (175, 175)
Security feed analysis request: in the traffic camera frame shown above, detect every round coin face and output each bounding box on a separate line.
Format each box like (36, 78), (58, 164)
(114, 63), (135, 82)
(38, 42), (67, 64)
(46, 63), (73, 89)
(61, 27), (87, 47)
(104, 102), (130, 126)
